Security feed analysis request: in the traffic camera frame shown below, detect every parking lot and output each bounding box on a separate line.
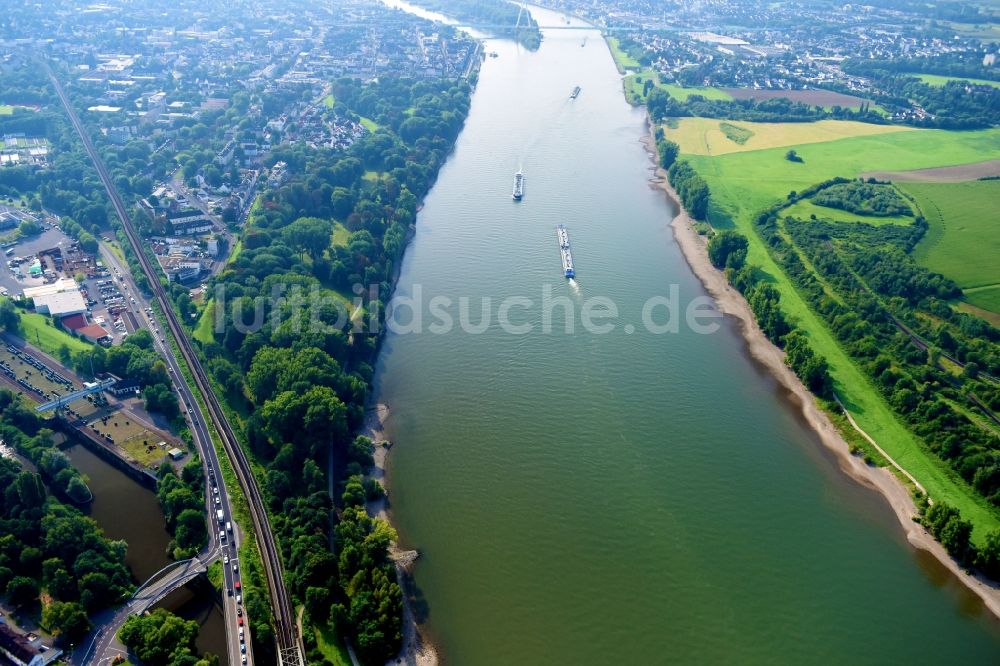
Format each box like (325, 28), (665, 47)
(80, 271), (137, 342)
(0, 226), (69, 296)
(0, 340), (180, 470)
(0, 221), (139, 344)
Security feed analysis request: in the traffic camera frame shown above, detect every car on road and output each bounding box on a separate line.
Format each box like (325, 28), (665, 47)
(224, 554), (229, 564)
(241, 656), (246, 664)
(232, 562), (238, 572)
(237, 616), (243, 626)
(237, 607), (242, 616)
(236, 594), (242, 605)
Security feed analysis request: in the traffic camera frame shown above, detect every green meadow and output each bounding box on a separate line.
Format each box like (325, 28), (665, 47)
(606, 36), (640, 72)
(913, 73), (1000, 89)
(782, 197), (916, 227)
(687, 125), (1000, 539)
(18, 310), (93, 356)
(903, 179), (1000, 313)
(624, 70), (732, 104)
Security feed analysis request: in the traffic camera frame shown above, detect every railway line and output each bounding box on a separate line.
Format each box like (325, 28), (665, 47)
(43, 60), (303, 665)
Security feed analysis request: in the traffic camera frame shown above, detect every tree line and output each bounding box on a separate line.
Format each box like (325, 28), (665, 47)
(156, 458), (209, 560)
(645, 86), (887, 125)
(0, 390), (134, 646)
(668, 160), (710, 221)
(189, 76), (472, 664)
(842, 59), (1000, 129)
(751, 182), (1000, 573)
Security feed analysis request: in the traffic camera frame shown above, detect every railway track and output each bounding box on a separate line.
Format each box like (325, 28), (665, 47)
(43, 61), (302, 664)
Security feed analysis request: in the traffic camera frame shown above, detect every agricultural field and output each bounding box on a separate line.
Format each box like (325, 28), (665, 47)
(662, 117), (912, 156)
(685, 125), (1000, 539)
(913, 73), (1000, 89)
(903, 180), (1000, 313)
(723, 87), (875, 109)
(862, 159), (1000, 182)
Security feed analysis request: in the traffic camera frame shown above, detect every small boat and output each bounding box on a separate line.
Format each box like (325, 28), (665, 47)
(512, 171), (524, 200)
(570, 86), (581, 99)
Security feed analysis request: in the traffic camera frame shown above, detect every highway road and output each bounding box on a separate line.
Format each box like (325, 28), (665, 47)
(95, 243), (252, 666)
(42, 61), (282, 665)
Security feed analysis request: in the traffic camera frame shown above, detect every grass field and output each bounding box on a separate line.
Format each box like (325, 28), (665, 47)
(324, 94), (335, 108)
(914, 73), (1000, 89)
(782, 198), (916, 227)
(0, 105), (13, 115)
(331, 221), (350, 247)
(314, 625), (352, 666)
(719, 121), (753, 145)
(687, 126), (1000, 540)
(624, 70), (732, 104)
(663, 117), (912, 156)
(193, 299), (216, 344)
(902, 180), (1000, 313)
(18, 311), (92, 356)
(359, 116), (379, 132)
(606, 36), (640, 72)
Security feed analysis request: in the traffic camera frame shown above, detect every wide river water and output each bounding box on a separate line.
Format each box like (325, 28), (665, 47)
(373, 4), (1000, 663)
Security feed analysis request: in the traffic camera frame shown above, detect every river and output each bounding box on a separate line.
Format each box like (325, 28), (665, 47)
(372, 4), (1000, 664)
(65, 444), (225, 657)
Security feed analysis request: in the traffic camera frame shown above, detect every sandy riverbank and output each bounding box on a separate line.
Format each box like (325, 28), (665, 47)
(639, 123), (1000, 620)
(363, 404), (440, 666)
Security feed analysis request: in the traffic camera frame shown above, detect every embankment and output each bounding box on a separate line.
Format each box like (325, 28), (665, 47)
(364, 404), (438, 666)
(640, 121), (1000, 620)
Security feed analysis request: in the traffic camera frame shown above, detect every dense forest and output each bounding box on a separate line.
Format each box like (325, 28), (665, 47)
(843, 53), (1000, 83)
(0, 390), (134, 646)
(119, 607), (218, 666)
(645, 86), (886, 124)
(157, 458), (209, 559)
(842, 59), (1000, 128)
(192, 75), (471, 664)
(812, 181), (914, 217)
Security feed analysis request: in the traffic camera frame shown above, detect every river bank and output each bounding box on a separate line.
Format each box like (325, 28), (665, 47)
(363, 404), (438, 666)
(640, 122), (1000, 620)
